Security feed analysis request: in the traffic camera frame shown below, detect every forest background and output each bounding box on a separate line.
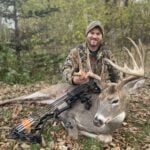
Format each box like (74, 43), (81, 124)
(0, 0), (149, 84)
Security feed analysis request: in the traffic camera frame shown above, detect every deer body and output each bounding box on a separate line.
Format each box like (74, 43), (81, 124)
(17, 78), (142, 143)
(32, 78), (142, 143)
(56, 79), (141, 143)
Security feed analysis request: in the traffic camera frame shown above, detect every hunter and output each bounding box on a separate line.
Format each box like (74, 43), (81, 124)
(63, 20), (120, 85)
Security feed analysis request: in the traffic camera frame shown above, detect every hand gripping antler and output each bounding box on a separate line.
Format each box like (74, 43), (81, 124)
(104, 38), (145, 77)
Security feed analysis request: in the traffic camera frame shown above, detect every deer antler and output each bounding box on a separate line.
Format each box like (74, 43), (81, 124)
(74, 49), (102, 81)
(104, 38), (145, 77)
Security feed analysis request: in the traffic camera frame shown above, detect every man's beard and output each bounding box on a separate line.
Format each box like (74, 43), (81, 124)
(88, 39), (100, 48)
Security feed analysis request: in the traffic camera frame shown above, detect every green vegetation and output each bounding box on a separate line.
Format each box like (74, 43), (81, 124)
(79, 137), (103, 150)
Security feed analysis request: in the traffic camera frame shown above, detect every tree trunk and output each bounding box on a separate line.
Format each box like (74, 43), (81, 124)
(14, 0), (21, 60)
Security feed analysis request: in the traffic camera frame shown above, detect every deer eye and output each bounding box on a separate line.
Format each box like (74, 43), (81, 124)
(111, 99), (119, 106)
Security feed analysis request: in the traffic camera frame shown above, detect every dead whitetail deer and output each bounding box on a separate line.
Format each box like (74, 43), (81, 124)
(2, 38), (145, 143)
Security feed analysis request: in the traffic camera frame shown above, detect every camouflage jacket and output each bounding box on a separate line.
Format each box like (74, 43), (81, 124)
(63, 43), (120, 84)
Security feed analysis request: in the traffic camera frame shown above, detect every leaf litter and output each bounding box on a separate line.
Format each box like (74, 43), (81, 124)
(0, 79), (149, 150)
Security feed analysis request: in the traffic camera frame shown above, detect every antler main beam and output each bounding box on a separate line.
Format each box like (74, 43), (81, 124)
(104, 38), (145, 77)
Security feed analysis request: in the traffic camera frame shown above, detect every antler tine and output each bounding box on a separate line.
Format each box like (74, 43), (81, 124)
(104, 38), (144, 77)
(73, 50), (84, 76)
(123, 47), (139, 70)
(127, 37), (143, 68)
(86, 49), (101, 81)
(138, 38), (145, 69)
(86, 49), (92, 72)
(78, 50), (83, 71)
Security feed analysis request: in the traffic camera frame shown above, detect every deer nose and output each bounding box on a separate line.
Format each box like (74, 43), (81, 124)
(93, 116), (104, 127)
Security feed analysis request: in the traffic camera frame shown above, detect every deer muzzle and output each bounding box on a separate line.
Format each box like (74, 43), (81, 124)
(93, 115), (106, 127)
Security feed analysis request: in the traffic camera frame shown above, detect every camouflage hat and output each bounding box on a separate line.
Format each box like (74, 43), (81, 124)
(86, 20), (104, 37)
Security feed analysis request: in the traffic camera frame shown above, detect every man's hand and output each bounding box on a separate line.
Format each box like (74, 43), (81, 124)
(72, 70), (89, 84)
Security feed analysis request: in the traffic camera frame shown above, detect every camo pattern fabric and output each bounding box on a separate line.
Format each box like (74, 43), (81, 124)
(63, 43), (120, 84)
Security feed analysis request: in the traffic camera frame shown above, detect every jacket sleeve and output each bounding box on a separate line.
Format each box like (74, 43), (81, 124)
(62, 48), (79, 84)
(104, 50), (120, 82)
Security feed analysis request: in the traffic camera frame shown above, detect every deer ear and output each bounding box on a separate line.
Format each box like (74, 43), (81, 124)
(124, 78), (145, 94)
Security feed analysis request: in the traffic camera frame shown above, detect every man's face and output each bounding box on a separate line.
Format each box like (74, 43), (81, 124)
(86, 27), (103, 51)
